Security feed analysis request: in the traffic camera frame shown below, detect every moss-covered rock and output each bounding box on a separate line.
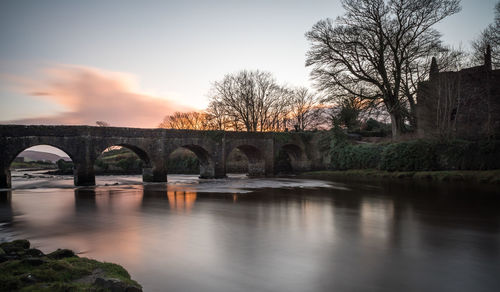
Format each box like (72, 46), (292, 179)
(0, 240), (142, 292)
(0, 239), (30, 253)
(47, 249), (75, 260)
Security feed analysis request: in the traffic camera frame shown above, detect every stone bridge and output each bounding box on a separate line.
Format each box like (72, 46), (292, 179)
(0, 125), (325, 188)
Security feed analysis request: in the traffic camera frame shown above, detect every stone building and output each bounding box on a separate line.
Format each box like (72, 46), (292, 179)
(417, 47), (500, 140)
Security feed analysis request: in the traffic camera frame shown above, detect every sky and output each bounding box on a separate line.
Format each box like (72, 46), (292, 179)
(0, 0), (497, 130)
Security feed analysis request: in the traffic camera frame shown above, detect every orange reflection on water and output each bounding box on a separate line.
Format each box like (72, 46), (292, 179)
(167, 191), (197, 212)
(94, 187), (144, 211)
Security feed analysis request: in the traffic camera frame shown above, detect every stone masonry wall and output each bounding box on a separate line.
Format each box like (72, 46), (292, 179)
(417, 61), (500, 140)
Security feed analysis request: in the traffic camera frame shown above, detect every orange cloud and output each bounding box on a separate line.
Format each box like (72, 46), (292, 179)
(3, 65), (192, 128)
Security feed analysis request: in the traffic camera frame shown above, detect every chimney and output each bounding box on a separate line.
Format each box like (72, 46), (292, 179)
(485, 44), (492, 71)
(429, 57), (439, 79)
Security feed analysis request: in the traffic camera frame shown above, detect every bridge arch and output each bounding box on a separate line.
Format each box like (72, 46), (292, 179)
(227, 144), (266, 176)
(167, 144), (215, 178)
(7, 144), (76, 167)
(276, 143), (308, 173)
(2, 144), (75, 189)
(94, 143), (154, 183)
(226, 148), (248, 174)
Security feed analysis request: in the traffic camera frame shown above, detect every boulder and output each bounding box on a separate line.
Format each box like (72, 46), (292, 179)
(0, 239), (30, 253)
(26, 248), (44, 257)
(47, 248), (75, 259)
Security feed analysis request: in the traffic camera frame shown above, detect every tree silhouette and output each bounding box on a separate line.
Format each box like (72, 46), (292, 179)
(306, 0), (460, 137)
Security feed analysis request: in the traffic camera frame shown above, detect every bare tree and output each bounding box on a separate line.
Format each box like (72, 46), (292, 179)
(208, 70), (290, 132)
(402, 46), (467, 129)
(158, 111), (214, 130)
(287, 87), (324, 131)
(305, 0), (460, 138)
(205, 101), (231, 130)
(471, 1), (500, 68)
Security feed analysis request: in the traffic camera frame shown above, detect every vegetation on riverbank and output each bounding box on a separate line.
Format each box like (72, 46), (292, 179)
(303, 169), (500, 184)
(327, 128), (500, 172)
(0, 240), (142, 291)
(93, 148), (144, 175)
(10, 160), (56, 171)
(317, 129), (500, 183)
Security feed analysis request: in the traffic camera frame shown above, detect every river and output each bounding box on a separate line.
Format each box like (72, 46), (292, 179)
(1, 171), (499, 292)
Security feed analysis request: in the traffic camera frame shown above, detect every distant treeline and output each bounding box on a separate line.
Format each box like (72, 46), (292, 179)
(10, 160), (57, 170)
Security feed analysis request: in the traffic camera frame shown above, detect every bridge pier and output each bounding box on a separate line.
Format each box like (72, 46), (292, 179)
(199, 160), (215, 179)
(199, 152), (228, 178)
(74, 162), (96, 186)
(0, 167), (11, 189)
(142, 167), (167, 182)
(143, 154), (168, 182)
(213, 162), (226, 178)
(199, 162), (227, 178)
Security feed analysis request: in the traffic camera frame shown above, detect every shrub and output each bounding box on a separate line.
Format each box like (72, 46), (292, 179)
(56, 159), (74, 173)
(329, 138), (500, 172)
(116, 156), (143, 172)
(167, 156), (199, 174)
(329, 129), (383, 170)
(433, 140), (500, 170)
(358, 118), (391, 137)
(380, 140), (438, 171)
(434, 140), (472, 170)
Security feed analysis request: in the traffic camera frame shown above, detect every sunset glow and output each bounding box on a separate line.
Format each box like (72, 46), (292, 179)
(4, 65), (191, 127)
(0, 0), (496, 128)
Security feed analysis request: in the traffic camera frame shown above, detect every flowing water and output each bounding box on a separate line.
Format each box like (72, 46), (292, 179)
(1, 171), (499, 292)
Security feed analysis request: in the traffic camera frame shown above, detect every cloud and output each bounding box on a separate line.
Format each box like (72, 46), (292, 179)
(2, 65), (192, 128)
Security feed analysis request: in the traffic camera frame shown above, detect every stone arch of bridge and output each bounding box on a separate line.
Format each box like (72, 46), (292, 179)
(1, 142), (77, 189)
(7, 143), (76, 167)
(94, 143), (154, 182)
(167, 144), (215, 178)
(277, 143), (308, 173)
(228, 144), (266, 177)
(107, 143), (151, 166)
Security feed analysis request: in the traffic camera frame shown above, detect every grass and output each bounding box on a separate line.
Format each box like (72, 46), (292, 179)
(0, 251), (141, 291)
(303, 169), (500, 184)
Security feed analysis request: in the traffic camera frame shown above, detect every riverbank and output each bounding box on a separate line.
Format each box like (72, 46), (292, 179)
(0, 240), (142, 291)
(303, 169), (500, 184)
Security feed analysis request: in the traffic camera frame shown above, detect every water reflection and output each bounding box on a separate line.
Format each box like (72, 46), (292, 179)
(0, 191), (12, 226)
(0, 177), (499, 292)
(74, 188), (97, 212)
(167, 191), (197, 212)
